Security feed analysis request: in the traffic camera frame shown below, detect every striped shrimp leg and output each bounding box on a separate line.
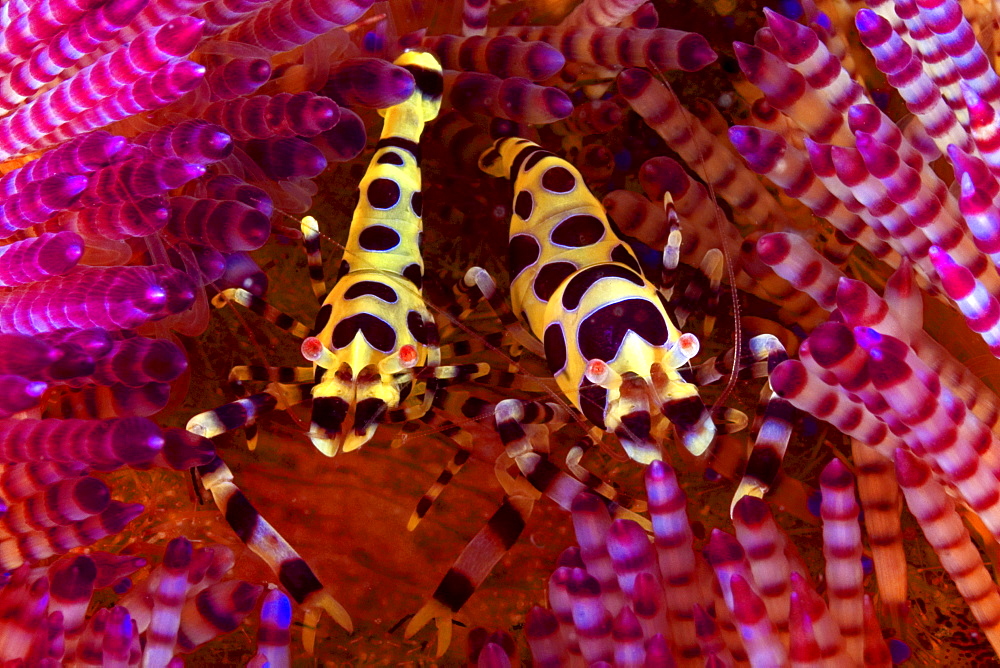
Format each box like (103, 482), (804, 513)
(196, 457), (351, 651)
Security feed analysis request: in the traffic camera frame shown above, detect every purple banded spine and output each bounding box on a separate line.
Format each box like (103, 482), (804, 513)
(1, 132), (127, 195)
(525, 606), (566, 668)
(965, 84), (1000, 175)
(856, 8), (967, 155)
(855, 133), (984, 289)
(567, 568), (614, 664)
(731, 497), (792, 631)
(847, 103), (924, 171)
(561, 0), (652, 28)
(195, 0), (272, 35)
(323, 58), (415, 108)
(205, 92), (340, 141)
(0, 174), (87, 238)
(243, 137), (328, 180)
(309, 108), (367, 164)
(730, 575), (787, 666)
(704, 528), (757, 619)
(226, 0), (377, 52)
(819, 459), (864, 661)
(770, 359), (904, 461)
(206, 58), (271, 101)
(644, 460), (699, 658)
(763, 9), (862, 113)
(547, 567), (582, 660)
(68, 198), (171, 241)
(0, 232), (84, 287)
(0, 375), (48, 417)
(894, 448), (1000, 654)
(915, 0), (1000, 104)
(959, 173), (1000, 265)
(1, 16), (204, 111)
(90, 337), (188, 388)
(74, 157), (205, 208)
(861, 329), (1000, 537)
(756, 232), (842, 309)
(0, 462), (88, 502)
(571, 492), (624, 616)
(2, 475), (110, 533)
(44, 60), (206, 146)
(142, 536), (192, 667)
(893, 0), (965, 123)
(928, 247), (1000, 356)
(49, 554), (97, 643)
(204, 175), (274, 217)
(102, 606), (134, 665)
(606, 519), (661, 600)
(0, 333), (62, 378)
(176, 581), (262, 652)
(134, 121), (233, 165)
(422, 34), (565, 80)
(5, 0), (146, 65)
(461, 0), (489, 35)
(0, 500), (143, 570)
(496, 25), (715, 73)
(620, 2), (657, 28)
(619, 68), (792, 229)
(729, 126), (890, 261)
(733, 42), (850, 144)
(0, 265), (196, 334)
(449, 72), (572, 124)
(0, 416), (163, 469)
(167, 196), (272, 253)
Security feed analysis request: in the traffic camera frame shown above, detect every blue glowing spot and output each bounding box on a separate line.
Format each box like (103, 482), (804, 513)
(704, 468), (722, 482)
(807, 490), (822, 517)
(263, 590), (293, 628)
(112, 577), (132, 594)
(614, 149), (632, 170)
(723, 15), (736, 29)
(861, 554), (874, 575)
(816, 11), (833, 29)
(363, 31), (385, 53)
(779, 0), (803, 19)
(888, 638), (912, 663)
(801, 414), (820, 437)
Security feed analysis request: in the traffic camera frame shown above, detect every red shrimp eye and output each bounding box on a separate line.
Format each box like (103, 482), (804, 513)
(399, 344), (418, 367)
(301, 337), (325, 361)
(678, 333), (700, 359)
(585, 359), (609, 383)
